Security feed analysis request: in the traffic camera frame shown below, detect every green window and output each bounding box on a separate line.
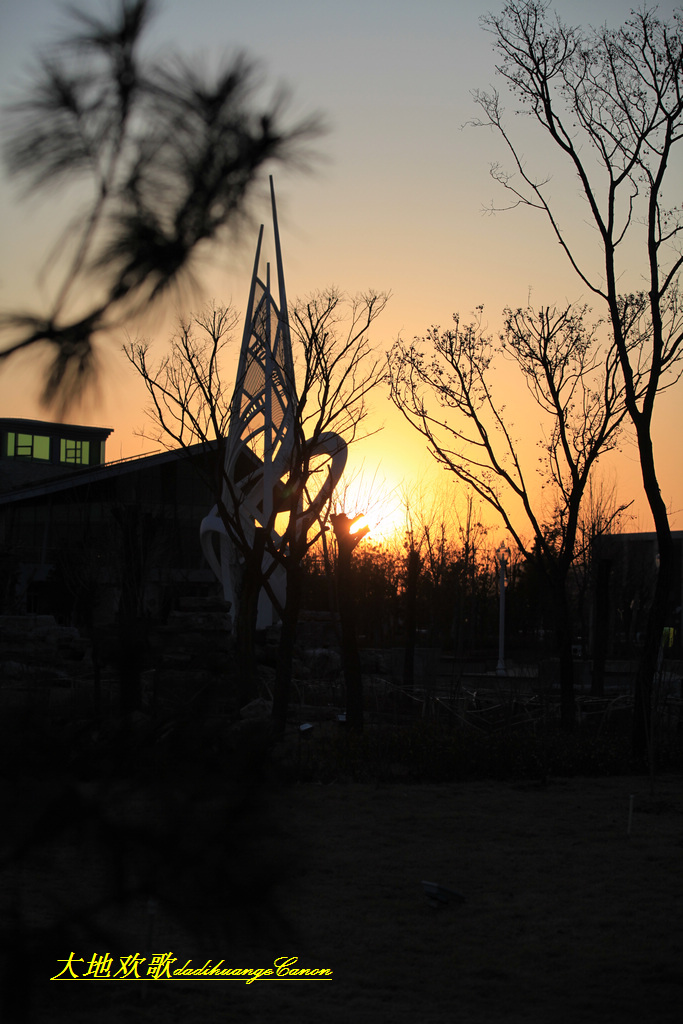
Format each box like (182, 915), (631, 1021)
(7, 432), (50, 460)
(33, 435), (50, 460)
(60, 438), (90, 464)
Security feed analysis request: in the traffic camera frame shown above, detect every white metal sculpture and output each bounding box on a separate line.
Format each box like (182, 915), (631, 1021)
(200, 179), (347, 627)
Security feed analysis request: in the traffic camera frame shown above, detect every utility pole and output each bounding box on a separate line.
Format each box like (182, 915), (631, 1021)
(496, 543), (511, 677)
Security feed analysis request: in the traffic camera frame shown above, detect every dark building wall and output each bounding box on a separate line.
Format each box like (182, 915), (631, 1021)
(591, 532), (683, 658)
(0, 445), (222, 624)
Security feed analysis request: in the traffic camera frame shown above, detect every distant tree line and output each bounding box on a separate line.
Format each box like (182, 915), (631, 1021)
(299, 485), (640, 681)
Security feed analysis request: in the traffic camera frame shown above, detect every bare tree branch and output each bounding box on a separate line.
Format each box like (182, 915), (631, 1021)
(473, 1), (683, 752)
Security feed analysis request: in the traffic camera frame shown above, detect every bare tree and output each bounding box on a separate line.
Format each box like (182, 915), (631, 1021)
(473, 1), (683, 753)
(0, 0), (319, 408)
(125, 303), (272, 704)
(389, 302), (630, 729)
(288, 288), (389, 454)
(125, 289), (388, 721)
(126, 305), (239, 448)
(270, 288), (388, 732)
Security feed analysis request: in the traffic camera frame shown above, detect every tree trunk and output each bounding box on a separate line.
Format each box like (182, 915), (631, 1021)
(631, 424), (674, 760)
(331, 514), (368, 733)
(233, 527), (266, 710)
(546, 574), (576, 732)
(402, 547), (420, 689)
(233, 578), (259, 709)
(557, 619), (576, 734)
(591, 557), (611, 698)
(337, 550), (364, 732)
(632, 548), (673, 760)
(271, 558), (303, 736)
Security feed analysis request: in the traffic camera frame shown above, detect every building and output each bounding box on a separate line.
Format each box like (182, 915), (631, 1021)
(592, 530), (683, 658)
(0, 418), (220, 624)
(0, 417), (113, 491)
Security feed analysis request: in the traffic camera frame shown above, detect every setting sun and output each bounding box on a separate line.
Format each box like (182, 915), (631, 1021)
(333, 469), (408, 545)
(347, 508), (403, 544)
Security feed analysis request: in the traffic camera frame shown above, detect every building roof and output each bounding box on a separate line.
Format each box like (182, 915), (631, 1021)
(0, 417), (114, 441)
(0, 441), (214, 506)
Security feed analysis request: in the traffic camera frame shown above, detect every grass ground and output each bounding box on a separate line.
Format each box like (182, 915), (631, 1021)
(22, 769), (683, 1024)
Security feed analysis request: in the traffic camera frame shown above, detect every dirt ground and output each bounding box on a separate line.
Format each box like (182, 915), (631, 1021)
(18, 771), (683, 1024)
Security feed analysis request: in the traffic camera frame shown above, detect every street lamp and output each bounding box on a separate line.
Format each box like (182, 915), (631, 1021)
(496, 542), (512, 677)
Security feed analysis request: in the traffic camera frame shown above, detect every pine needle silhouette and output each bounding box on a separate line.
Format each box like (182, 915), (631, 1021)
(1, 0), (320, 411)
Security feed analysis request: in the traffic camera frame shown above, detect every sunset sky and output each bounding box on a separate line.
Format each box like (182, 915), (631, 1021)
(1, 0), (681, 538)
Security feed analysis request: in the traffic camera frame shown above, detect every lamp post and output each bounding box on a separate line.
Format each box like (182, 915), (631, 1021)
(496, 543), (511, 677)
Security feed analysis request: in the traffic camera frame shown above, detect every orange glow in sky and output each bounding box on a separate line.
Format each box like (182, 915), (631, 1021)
(0, 0), (681, 536)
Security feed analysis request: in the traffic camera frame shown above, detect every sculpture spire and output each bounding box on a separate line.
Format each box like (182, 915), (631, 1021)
(200, 179), (347, 629)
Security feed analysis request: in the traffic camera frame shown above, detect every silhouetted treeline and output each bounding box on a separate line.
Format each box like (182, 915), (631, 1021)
(301, 535), (565, 660)
(300, 525), (681, 669)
